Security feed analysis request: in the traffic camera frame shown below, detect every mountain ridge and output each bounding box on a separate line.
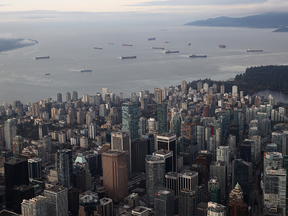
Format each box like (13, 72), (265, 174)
(185, 13), (288, 28)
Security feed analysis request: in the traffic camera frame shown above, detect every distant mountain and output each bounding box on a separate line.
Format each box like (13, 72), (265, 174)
(273, 27), (288, 32)
(185, 13), (288, 28)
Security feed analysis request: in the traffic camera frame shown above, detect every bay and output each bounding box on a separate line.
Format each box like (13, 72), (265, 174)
(1, 21), (288, 104)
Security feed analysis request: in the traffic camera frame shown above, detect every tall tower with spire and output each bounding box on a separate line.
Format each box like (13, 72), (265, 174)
(229, 183), (249, 216)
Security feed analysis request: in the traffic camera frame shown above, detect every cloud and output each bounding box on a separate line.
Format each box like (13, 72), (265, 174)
(127, 0), (268, 6)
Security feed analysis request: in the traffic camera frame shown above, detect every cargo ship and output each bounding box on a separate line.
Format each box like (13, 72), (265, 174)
(165, 40), (170, 43)
(81, 69), (92, 72)
(35, 56), (50, 60)
(45, 73), (50, 75)
(122, 56), (136, 59)
(188, 42), (191, 46)
(152, 47), (164, 49)
(189, 54), (207, 58)
(122, 44), (133, 46)
(94, 47), (103, 49)
(165, 50), (179, 53)
(109, 42), (114, 45)
(219, 44), (226, 48)
(247, 49), (263, 52)
(148, 37), (156, 41)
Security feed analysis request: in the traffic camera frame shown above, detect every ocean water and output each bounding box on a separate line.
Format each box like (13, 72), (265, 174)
(1, 21), (288, 104)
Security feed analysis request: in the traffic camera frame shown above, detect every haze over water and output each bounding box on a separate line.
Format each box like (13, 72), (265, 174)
(1, 21), (288, 104)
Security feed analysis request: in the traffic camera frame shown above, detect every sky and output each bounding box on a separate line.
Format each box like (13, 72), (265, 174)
(0, 0), (288, 23)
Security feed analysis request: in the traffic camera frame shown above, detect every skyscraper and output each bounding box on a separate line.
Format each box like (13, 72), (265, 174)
(111, 131), (132, 173)
(154, 88), (162, 104)
(220, 84), (225, 95)
(157, 133), (177, 172)
(157, 103), (168, 134)
(207, 202), (226, 216)
(210, 161), (227, 200)
(66, 92), (71, 102)
(208, 178), (221, 204)
(21, 195), (47, 216)
(72, 91), (78, 101)
(122, 102), (138, 140)
(56, 149), (73, 188)
(178, 189), (197, 216)
(57, 93), (62, 103)
(178, 170), (198, 192)
(78, 194), (99, 216)
(44, 186), (68, 216)
(4, 118), (17, 151)
(28, 158), (42, 179)
(229, 183), (249, 216)
(145, 155), (165, 206)
(139, 117), (147, 135)
(102, 88), (108, 101)
(264, 166), (286, 215)
(13, 135), (24, 157)
(4, 158), (29, 211)
(232, 85), (238, 97)
(102, 150), (128, 201)
(154, 189), (174, 216)
(232, 159), (251, 204)
(181, 80), (187, 92)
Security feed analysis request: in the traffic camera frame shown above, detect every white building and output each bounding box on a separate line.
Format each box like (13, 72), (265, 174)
(21, 195), (47, 216)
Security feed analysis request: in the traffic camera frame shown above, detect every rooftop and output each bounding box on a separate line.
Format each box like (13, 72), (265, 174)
(45, 185), (67, 193)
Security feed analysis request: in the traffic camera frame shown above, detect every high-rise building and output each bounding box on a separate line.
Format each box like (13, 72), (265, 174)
(232, 159), (251, 204)
(154, 88), (162, 104)
(216, 146), (230, 176)
(131, 137), (148, 172)
(148, 118), (156, 132)
(178, 189), (197, 216)
(178, 170), (198, 192)
(208, 178), (221, 204)
(197, 125), (204, 151)
(78, 194), (99, 216)
(80, 136), (89, 149)
(4, 158), (29, 211)
(232, 85), (238, 97)
(197, 81), (203, 92)
(44, 186), (68, 216)
(77, 110), (85, 124)
(263, 152), (283, 173)
(102, 150), (128, 201)
(4, 118), (17, 151)
(72, 91), (78, 101)
(157, 133), (177, 172)
(88, 123), (96, 139)
(74, 154), (92, 192)
(122, 102), (138, 140)
(21, 195), (47, 216)
(56, 149), (73, 188)
(99, 104), (106, 117)
(154, 189), (174, 216)
(207, 201), (226, 216)
(98, 198), (113, 216)
(66, 92), (71, 102)
(139, 117), (147, 135)
(28, 158), (42, 179)
(57, 93), (62, 103)
(203, 105), (210, 117)
(229, 183), (249, 216)
(153, 149), (173, 173)
(210, 161), (227, 200)
(145, 155), (165, 206)
(102, 88), (108, 101)
(13, 135), (24, 157)
(157, 103), (168, 134)
(165, 172), (178, 196)
(111, 131), (132, 173)
(264, 166), (286, 215)
(181, 80), (187, 92)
